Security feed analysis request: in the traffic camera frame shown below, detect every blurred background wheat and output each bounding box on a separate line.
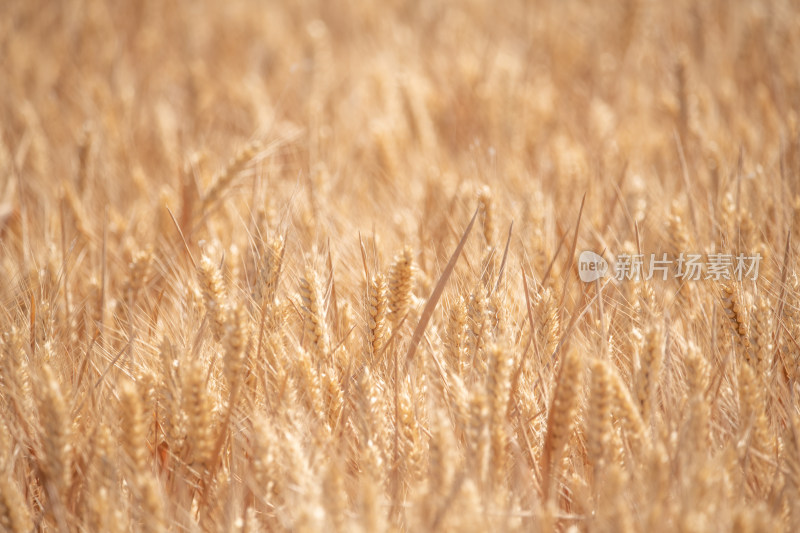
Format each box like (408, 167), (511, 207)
(2, 0), (800, 531)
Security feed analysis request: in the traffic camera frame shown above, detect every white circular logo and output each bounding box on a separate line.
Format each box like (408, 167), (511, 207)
(578, 251), (608, 282)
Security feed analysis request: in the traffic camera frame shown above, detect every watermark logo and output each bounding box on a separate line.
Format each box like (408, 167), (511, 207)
(578, 251), (609, 282)
(578, 251), (762, 283)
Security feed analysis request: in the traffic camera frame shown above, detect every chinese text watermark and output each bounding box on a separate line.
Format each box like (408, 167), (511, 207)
(578, 251), (761, 283)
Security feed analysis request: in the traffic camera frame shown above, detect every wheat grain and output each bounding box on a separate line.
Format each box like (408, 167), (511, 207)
(542, 348), (583, 497)
(388, 246), (414, 329)
(365, 273), (388, 362)
(635, 324), (664, 425)
(199, 254), (229, 342)
(0, 475), (32, 533)
(182, 356), (215, 467)
(537, 287), (560, 358)
(748, 294), (772, 374)
(36, 362), (72, 495)
(223, 301), (250, 392)
(299, 265), (330, 360)
(203, 140), (262, 210)
(487, 344), (513, 489)
(444, 297), (467, 375)
(478, 186), (495, 248)
(255, 235), (285, 308)
(587, 358), (613, 470)
(720, 282), (750, 358)
(464, 287), (491, 379)
(119, 379), (148, 473)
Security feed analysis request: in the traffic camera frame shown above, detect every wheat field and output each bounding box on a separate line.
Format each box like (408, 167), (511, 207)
(2, 0), (800, 531)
